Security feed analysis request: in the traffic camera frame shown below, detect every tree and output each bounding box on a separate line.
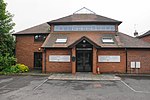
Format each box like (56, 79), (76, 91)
(0, 0), (15, 56)
(0, 0), (16, 71)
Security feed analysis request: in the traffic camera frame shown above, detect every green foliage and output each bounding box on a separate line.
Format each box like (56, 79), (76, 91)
(0, 53), (16, 71)
(0, 0), (15, 34)
(0, 34), (15, 56)
(0, 0), (16, 73)
(15, 64), (29, 73)
(10, 65), (20, 73)
(1, 64), (29, 74)
(0, 0), (15, 56)
(0, 1), (29, 75)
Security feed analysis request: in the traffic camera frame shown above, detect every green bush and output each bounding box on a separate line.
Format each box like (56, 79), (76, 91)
(0, 53), (16, 71)
(1, 64), (29, 74)
(10, 65), (20, 73)
(15, 64), (29, 72)
(2, 67), (11, 73)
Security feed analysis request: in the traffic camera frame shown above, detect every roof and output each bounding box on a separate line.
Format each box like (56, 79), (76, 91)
(48, 14), (122, 25)
(42, 32), (150, 48)
(68, 36), (100, 48)
(137, 30), (150, 38)
(118, 32), (150, 48)
(13, 23), (50, 35)
(13, 13), (121, 35)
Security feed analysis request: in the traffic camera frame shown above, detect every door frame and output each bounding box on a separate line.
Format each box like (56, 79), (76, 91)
(34, 52), (42, 70)
(76, 49), (93, 72)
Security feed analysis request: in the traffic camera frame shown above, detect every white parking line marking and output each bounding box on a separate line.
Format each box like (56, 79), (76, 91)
(0, 76), (28, 89)
(120, 80), (136, 92)
(135, 91), (150, 94)
(33, 79), (48, 90)
(0, 78), (13, 84)
(120, 80), (150, 94)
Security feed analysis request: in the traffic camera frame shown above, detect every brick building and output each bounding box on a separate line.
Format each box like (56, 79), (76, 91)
(13, 8), (150, 74)
(137, 30), (150, 43)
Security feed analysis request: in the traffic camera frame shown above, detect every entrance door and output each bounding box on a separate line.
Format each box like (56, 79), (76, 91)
(76, 50), (92, 72)
(34, 52), (42, 70)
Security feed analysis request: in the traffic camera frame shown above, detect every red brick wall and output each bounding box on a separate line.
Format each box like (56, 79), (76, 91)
(127, 49), (150, 74)
(45, 49), (72, 73)
(140, 35), (150, 43)
(15, 34), (150, 74)
(97, 49), (126, 73)
(15, 35), (43, 69)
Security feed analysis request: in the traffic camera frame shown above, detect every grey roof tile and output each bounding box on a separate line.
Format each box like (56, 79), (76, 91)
(42, 32), (150, 48)
(118, 32), (150, 48)
(13, 23), (50, 35)
(138, 30), (150, 38)
(48, 14), (122, 24)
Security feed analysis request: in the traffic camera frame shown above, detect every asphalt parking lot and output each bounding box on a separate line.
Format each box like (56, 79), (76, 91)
(0, 75), (150, 100)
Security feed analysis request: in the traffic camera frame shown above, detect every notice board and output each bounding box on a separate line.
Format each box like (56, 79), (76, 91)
(49, 55), (70, 62)
(98, 56), (120, 62)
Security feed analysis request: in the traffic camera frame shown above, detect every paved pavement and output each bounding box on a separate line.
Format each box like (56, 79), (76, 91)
(48, 73), (121, 80)
(0, 75), (150, 100)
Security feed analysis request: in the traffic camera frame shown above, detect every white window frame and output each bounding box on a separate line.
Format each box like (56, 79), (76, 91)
(102, 37), (114, 43)
(131, 61), (141, 68)
(55, 38), (67, 43)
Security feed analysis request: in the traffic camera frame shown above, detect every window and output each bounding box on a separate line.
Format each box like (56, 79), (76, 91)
(102, 37), (114, 44)
(55, 38), (67, 43)
(34, 34), (47, 42)
(54, 25), (115, 32)
(131, 62), (140, 68)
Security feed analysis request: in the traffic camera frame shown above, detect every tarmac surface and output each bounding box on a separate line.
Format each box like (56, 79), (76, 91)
(0, 75), (150, 100)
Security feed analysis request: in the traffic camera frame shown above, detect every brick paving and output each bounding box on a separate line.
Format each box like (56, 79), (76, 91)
(48, 72), (121, 81)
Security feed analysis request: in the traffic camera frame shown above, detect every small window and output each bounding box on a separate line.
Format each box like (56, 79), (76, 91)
(34, 34), (47, 42)
(102, 37), (114, 44)
(55, 38), (67, 43)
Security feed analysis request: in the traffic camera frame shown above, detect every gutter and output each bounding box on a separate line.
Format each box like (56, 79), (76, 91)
(125, 48), (128, 73)
(44, 48), (46, 73)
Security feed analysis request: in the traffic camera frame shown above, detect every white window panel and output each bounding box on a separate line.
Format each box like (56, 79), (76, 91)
(131, 62), (141, 68)
(55, 38), (67, 43)
(136, 62), (140, 68)
(102, 38), (114, 43)
(131, 62), (136, 68)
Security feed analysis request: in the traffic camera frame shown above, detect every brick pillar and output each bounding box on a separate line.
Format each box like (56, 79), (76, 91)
(72, 47), (76, 74)
(50, 25), (54, 32)
(42, 49), (46, 73)
(93, 47), (97, 74)
(115, 25), (118, 32)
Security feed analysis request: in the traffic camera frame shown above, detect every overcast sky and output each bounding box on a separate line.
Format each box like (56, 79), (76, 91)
(5, 0), (150, 36)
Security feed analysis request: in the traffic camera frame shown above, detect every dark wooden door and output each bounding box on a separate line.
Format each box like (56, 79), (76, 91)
(34, 52), (42, 70)
(76, 50), (92, 72)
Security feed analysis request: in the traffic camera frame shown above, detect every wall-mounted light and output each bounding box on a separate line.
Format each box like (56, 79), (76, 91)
(83, 40), (86, 43)
(38, 48), (41, 51)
